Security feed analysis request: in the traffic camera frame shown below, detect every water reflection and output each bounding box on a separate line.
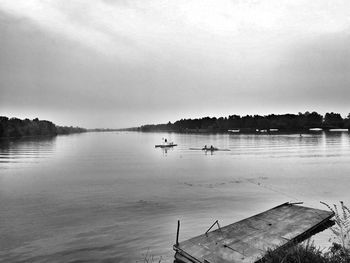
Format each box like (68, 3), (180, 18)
(1, 131), (350, 263)
(161, 147), (170, 156)
(204, 149), (215, 155)
(0, 136), (56, 167)
(156, 146), (177, 156)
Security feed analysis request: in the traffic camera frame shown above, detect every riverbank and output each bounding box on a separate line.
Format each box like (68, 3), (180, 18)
(125, 127), (350, 135)
(0, 116), (86, 139)
(137, 112), (350, 134)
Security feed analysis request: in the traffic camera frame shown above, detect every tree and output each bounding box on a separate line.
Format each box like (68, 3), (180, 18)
(324, 112), (344, 128)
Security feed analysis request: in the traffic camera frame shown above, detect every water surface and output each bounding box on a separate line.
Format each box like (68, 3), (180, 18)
(1, 132), (350, 262)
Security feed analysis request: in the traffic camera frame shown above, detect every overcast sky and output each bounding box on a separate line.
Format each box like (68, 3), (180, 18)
(1, 0), (350, 128)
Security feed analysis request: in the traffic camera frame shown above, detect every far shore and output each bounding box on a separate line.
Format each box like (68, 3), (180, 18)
(116, 128), (350, 134)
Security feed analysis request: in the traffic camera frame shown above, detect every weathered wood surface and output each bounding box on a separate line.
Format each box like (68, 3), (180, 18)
(174, 203), (334, 263)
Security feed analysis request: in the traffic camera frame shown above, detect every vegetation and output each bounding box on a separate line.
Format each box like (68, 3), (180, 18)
(263, 241), (326, 263)
(263, 241), (349, 263)
(139, 111), (350, 133)
(89, 127), (139, 132)
(0, 116), (86, 138)
(137, 250), (162, 263)
(56, 125), (86, 135)
(321, 202), (350, 254)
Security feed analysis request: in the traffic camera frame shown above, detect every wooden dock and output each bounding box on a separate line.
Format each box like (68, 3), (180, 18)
(174, 202), (334, 263)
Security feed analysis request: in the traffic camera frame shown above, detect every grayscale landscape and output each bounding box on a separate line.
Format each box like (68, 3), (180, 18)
(1, 1), (350, 262)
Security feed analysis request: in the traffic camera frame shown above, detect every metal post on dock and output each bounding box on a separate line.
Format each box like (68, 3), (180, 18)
(176, 220), (180, 247)
(205, 220), (221, 236)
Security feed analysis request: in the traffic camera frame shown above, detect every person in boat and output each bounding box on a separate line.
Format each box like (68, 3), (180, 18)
(210, 145), (214, 150)
(165, 138), (168, 143)
(203, 145), (207, 150)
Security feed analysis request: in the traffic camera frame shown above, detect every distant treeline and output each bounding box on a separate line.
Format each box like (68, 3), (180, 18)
(0, 116), (87, 138)
(88, 127), (139, 132)
(140, 112), (350, 133)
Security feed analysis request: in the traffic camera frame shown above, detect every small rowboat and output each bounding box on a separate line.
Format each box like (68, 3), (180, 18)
(189, 147), (230, 151)
(203, 147), (219, 151)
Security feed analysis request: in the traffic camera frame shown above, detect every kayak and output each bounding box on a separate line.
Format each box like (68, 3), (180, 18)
(155, 143), (177, 148)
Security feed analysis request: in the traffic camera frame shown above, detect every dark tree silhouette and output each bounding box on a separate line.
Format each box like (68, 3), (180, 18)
(324, 112), (344, 128)
(0, 116), (86, 138)
(139, 111), (348, 133)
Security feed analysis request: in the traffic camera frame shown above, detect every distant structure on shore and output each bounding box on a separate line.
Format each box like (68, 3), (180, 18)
(0, 116), (86, 138)
(137, 111), (350, 133)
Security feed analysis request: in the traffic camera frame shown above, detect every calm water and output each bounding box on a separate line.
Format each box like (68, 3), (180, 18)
(1, 131), (350, 262)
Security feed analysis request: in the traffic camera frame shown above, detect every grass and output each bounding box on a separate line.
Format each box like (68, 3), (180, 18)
(263, 241), (350, 263)
(263, 240), (326, 263)
(137, 249), (162, 263)
(321, 201), (350, 251)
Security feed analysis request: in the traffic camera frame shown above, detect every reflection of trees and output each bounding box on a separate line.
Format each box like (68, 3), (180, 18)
(0, 136), (56, 154)
(140, 112), (350, 132)
(0, 116), (86, 138)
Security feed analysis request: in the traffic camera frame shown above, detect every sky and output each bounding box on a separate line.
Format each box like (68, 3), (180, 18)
(0, 0), (350, 128)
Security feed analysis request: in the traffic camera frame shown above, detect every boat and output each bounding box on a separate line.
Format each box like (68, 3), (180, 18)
(155, 143), (177, 148)
(202, 146), (218, 151)
(189, 147), (230, 151)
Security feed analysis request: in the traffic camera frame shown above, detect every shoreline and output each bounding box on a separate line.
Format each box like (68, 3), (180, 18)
(121, 129), (350, 134)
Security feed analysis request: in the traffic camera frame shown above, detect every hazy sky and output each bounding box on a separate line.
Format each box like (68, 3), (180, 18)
(1, 0), (350, 128)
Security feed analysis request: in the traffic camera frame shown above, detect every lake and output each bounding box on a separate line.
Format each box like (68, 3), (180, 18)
(1, 131), (350, 262)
